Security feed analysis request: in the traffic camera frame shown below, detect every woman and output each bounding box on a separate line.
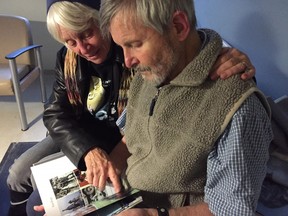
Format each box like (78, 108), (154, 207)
(7, 1), (256, 215)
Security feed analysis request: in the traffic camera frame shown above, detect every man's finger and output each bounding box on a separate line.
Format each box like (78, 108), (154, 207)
(33, 205), (45, 212)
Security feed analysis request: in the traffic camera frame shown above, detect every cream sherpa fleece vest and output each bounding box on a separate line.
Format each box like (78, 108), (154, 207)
(124, 29), (270, 208)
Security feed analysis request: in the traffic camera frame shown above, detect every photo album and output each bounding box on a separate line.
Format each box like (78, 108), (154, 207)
(31, 153), (142, 216)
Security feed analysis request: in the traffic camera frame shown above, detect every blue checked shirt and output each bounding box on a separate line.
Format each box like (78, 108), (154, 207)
(117, 94), (273, 215)
(204, 94), (273, 215)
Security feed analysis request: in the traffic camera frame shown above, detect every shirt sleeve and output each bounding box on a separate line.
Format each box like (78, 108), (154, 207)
(116, 107), (127, 134)
(204, 94), (273, 216)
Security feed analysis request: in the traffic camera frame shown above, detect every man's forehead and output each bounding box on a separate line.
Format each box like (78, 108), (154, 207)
(110, 20), (137, 45)
(109, 11), (159, 47)
(110, 13), (143, 37)
(111, 11), (140, 29)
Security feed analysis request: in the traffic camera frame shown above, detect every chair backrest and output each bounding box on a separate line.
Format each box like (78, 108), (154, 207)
(0, 14), (34, 65)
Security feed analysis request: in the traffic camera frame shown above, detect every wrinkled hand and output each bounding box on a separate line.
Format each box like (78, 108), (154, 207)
(210, 47), (255, 80)
(84, 147), (122, 193)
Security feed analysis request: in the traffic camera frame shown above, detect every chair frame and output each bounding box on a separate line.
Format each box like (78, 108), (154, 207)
(5, 44), (47, 131)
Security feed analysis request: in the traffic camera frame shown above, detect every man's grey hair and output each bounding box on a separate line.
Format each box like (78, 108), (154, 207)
(47, 1), (100, 44)
(100, 0), (197, 39)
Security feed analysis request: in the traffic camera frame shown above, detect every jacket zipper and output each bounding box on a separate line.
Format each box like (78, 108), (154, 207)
(149, 87), (162, 116)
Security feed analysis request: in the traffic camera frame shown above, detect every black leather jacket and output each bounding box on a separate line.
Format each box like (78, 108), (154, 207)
(43, 44), (124, 170)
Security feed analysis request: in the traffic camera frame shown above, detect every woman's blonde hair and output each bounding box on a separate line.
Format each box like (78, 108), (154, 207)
(47, 1), (100, 43)
(47, 2), (101, 109)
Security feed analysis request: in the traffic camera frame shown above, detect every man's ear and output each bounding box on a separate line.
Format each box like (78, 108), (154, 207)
(172, 11), (190, 41)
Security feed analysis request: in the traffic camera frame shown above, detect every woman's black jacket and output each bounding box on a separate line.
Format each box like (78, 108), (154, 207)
(43, 45), (124, 170)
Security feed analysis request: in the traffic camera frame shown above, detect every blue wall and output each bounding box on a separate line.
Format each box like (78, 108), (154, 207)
(194, 0), (288, 99)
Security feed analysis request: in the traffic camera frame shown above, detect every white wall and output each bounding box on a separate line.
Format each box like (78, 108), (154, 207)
(194, 0), (288, 99)
(0, 0), (62, 70)
(0, 0), (46, 21)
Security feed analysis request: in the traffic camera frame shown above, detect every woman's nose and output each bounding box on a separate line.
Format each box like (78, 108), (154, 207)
(77, 40), (90, 54)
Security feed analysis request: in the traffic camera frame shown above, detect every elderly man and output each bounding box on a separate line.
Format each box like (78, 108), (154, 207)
(99, 0), (273, 215)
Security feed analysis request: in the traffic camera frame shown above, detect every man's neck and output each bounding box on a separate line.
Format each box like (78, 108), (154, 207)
(184, 29), (202, 65)
(164, 30), (202, 85)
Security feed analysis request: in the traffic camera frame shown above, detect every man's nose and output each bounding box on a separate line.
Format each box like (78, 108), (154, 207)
(124, 50), (139, 68)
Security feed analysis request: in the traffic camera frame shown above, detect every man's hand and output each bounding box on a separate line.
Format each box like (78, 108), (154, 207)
(210, 47), (255, 80)
(117, 203), (213, 216)
(117, 208), (155, 216)
(33, 205), (45, 215)
(84, 147), (122, 193)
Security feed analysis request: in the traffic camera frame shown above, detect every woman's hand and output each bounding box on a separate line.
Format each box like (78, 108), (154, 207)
(210, 47), (255, 80)
(84, 147), (122, 193)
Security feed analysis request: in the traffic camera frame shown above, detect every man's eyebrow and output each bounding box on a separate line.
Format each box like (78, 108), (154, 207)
(122, 39), (141, 47)
(121, 40), (132, 47)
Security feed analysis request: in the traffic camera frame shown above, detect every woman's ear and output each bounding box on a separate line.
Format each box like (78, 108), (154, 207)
(172, 11), (190, 41)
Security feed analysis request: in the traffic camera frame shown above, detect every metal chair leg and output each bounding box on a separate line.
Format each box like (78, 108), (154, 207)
(8, 59), (29, 131)
(35, 47), (47, 103)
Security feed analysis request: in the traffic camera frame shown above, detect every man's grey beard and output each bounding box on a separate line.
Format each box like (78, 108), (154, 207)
(134, 66), (168, 86)
(133, 39), (178, 86)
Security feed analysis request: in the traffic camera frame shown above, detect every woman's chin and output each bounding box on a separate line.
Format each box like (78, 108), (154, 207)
(87, 56), (105, 64)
